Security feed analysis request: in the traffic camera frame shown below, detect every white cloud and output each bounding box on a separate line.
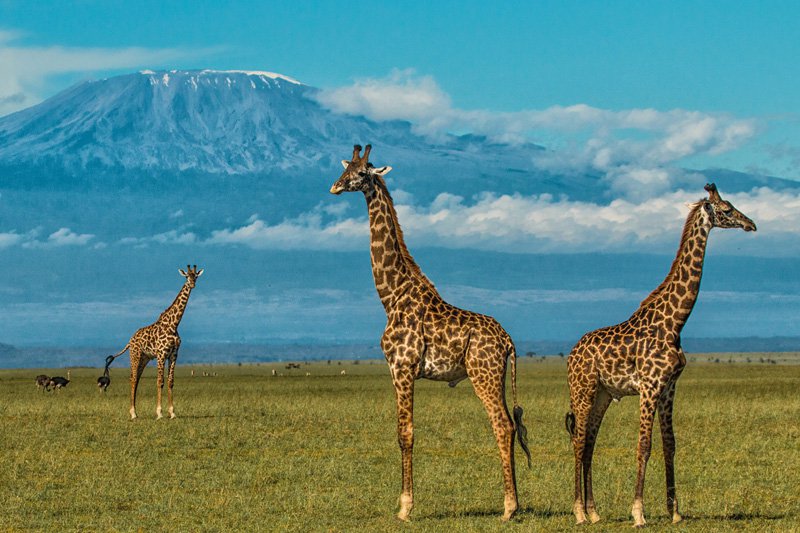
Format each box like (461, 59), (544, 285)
(314, 68), (451, 125)
(24, 227), (95, 248)
(0, 29), (218, 116)
(118, 229), (197, 248)
(207, 212), (368, 250)
(196, 187), (799, 256)
(0, 231), (25, 249)
(316, 70), (759, 198)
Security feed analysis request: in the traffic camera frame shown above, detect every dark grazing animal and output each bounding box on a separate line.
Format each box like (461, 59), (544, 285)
(35, 374), (50, 391)
(48, 374), (70, 390)
(97, 375), (111, 391)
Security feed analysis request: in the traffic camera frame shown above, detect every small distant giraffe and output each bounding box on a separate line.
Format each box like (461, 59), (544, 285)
(330, 145), (531, 521)
(566, 184), (756, 527)
(105, 265), (203, 420)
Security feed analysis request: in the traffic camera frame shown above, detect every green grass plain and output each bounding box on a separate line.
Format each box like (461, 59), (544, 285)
(1, 356), (798, 532)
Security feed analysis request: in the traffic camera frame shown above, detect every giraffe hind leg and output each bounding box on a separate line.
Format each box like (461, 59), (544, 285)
(155, 356), (166, 420)
(167, 352), (178, 419)
(129, 351), (146, 420)
(658, 379), (682, 524)
(468, 365), (518, 521)
(568, 378), (598, 525)
(583, 388), (613, 524)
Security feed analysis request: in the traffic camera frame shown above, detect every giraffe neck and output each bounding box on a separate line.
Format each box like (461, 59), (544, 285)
(364, 178), (439, 311)
(158, 282), (194, 331)
(636, 203), (711, 333)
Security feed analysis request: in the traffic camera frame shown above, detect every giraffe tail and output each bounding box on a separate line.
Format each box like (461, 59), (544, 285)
(565, 411), (576, 437)
(103, 344), (129, 375)
(510, 345), (532, 468)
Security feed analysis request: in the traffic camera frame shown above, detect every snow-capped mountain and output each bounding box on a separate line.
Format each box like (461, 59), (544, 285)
(0, 70), (531, 181)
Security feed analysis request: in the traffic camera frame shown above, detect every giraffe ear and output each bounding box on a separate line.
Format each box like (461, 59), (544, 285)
(374, 166), (392, 176)
(196, 269), (204, 277)
(341, 160), (350, 169)
(179, 269), (187, 277)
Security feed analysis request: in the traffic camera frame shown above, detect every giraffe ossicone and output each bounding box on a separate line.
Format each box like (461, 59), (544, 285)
(104, 265), (203, 420)
(330, 144), (531, 521)
(565, 184), (755, 527)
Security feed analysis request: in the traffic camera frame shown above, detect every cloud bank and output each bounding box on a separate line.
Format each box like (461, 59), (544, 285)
(88, 187), (794, 256)
(316, 69), (760, 199)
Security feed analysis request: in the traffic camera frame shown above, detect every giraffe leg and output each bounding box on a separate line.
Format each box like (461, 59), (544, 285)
(469, 369), (518, 521)
(568, 371), (598, 525)
(658, 380), (682, 524)
(569, 399), (592, 524)
(155, 356), (166, 420)
(391, 367), (415, 521)
(167, 352), (177, 419)
(631, 389), (661, 528)
(584, 388), (613, 524)
(129, 351), (146, 420)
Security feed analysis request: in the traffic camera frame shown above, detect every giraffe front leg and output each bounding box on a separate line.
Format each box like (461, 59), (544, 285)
(392, 368), (415, 521)
(167, 353), (177, 419)
(130, 352), (146, 420)
(156, 357), (166, 420)
(658, 380), (682, 524)
(632, 391), (659, 528)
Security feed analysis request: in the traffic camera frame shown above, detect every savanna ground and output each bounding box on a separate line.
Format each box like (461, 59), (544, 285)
(0, 355), (798, 532)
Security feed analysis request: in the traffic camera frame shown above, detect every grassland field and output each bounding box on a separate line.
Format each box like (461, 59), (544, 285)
(0, 354), (798, 532)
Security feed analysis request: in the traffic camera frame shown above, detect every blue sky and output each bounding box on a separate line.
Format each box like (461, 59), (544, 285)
(2, 0), (799, 179)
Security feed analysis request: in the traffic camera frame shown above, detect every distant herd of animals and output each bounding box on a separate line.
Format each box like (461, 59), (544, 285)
(31, 144), (757, 527)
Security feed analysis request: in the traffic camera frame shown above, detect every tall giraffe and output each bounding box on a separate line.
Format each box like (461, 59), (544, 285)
(105, 265), (203, 420)
(330, 145), (531, 521)
(566, 184), (756, 527)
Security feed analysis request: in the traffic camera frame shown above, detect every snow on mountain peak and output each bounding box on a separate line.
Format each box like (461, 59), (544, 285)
(201, 69), (303, 85)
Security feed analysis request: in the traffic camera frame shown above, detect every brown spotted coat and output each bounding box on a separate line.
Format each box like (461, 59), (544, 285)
(107, 265), (203, 420)
(566, 184), (756, 527)
(330, 145), (531, 521)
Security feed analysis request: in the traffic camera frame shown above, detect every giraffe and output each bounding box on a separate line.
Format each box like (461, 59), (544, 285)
(329, 144), (531, 521)
(105, 265), (203, 420)
(565, 184), (756, 527)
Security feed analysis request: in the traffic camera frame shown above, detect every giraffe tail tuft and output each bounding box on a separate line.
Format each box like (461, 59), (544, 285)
(565, 411), (576, 437)
(509, 344), (532, 468)
(513, 405), (532, 468)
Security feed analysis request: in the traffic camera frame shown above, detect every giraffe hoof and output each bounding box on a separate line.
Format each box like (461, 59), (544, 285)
(672, 513), (683, 524)
(589, 511), (602, 524)
(396, 512), (410, 522)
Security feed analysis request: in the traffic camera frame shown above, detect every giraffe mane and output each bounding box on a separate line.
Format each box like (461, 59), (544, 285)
(374, 174), (439, 293)
(638, 200), (704, 308)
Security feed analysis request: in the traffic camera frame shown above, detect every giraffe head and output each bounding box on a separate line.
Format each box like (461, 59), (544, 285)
(329, 144), (392, 195)
(700, 183), (757, 232)
(179, 264), (204, 288)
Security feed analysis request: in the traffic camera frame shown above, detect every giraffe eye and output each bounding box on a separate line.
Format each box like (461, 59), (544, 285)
(358, 171), (368, 177)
